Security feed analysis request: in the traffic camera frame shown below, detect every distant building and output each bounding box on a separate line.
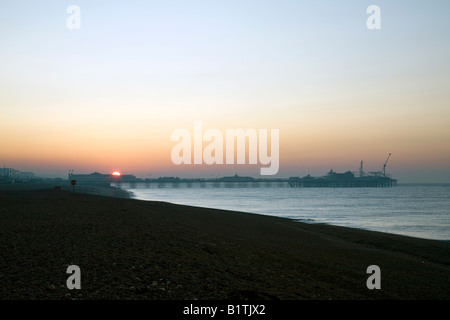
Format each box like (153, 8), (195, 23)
(0, 168), (35, 180)
(326, 170), (355, 180)
(218, 174), (255, 182)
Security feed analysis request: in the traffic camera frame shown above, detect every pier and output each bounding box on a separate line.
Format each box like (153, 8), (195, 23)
(110, 172), (397, 189)
(71, 155), (398, 188)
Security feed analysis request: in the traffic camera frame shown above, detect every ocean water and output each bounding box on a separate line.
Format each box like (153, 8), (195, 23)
(112, 183), (450, 241)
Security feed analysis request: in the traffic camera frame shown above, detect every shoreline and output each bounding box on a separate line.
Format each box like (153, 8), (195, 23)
(134, 199), (450, 243)
(3, 181), (448, 242)
(0, 188), (449, 300)
(125, 190), (449, 243)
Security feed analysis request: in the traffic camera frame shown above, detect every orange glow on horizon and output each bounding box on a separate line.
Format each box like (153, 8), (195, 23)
(112, 171), (121, 176)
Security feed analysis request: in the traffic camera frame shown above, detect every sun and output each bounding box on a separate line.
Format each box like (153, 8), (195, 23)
(112, 171), (121, 176)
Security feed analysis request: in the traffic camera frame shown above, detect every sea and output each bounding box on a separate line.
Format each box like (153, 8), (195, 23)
(112, 183), (450, 241)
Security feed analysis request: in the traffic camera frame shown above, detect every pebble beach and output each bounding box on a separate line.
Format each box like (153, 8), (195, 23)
(0, 188), (449, 300)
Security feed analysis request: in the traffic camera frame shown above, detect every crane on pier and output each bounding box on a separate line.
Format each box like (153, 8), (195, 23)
(382, 153), (391, 177)
(368, 153), (392, 177)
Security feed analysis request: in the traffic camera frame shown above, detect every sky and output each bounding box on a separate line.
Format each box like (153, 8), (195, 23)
(1, 0), (449, 182)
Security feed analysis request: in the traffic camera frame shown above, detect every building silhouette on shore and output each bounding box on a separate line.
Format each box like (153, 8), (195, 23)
(0, 167), (35, 183)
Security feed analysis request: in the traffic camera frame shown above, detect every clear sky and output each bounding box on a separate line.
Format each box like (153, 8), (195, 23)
(1, 1), (449, 182)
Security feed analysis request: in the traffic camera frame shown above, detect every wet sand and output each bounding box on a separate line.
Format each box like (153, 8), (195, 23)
(0, 188), (449, 300)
